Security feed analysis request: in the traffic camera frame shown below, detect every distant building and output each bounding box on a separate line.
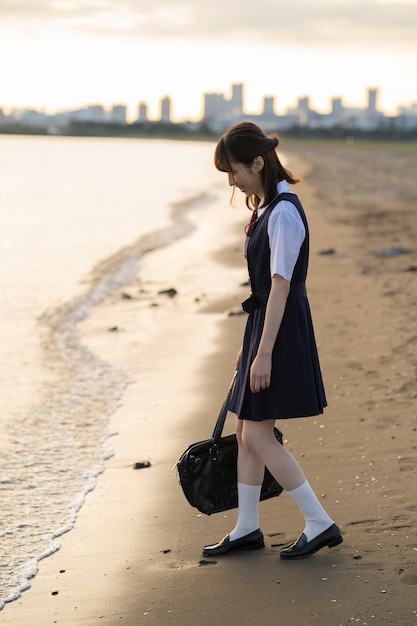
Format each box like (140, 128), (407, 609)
(363, 87), (385, 128)
(330, 97), (344, 126)
(110, 104), (127, 124)
(395, 102), (417, 129)
(70, 105), (106, 123)
(297, 97), (311, 126)
(262, 96), (276, 117)
(230, 83), (243, 116)
(203, 83), (245, 130)
(203, 92), (226, 122)
(0, 108), (9, 125)
(137, 102), (149, 122)
(367, 87), (378, 113)
(159, 96), (171, 123)
(20, 109), (50, 127)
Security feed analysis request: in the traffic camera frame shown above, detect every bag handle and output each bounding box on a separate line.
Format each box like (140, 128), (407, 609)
(211, 371), (238, 443)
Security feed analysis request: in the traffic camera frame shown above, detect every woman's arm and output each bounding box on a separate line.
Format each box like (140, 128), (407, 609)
(250, 273), (290, 393)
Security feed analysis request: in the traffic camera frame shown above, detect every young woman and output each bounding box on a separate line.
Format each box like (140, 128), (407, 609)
(203, 122), (342, 559)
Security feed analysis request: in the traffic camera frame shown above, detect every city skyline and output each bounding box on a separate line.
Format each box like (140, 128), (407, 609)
(3, 83), (416, 135)
(1, 1), (416, 121)
(3, 82), (416, 124)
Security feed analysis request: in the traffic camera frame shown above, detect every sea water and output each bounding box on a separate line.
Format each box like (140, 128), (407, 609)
(0, 135), (222, 609)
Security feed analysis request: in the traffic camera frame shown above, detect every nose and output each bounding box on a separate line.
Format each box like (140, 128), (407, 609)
(228, 172), (235, 187)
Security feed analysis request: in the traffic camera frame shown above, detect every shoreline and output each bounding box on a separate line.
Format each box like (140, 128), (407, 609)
(0, 183), (218, 610)
(1, 124), (417, 142)
(1, 142), (416, 625)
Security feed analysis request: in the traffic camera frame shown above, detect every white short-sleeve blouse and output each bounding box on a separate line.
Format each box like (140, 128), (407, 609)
(257, 180), (306, 281)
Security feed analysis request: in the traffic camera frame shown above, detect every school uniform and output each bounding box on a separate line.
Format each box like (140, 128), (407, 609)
(229, 180), (327, 420)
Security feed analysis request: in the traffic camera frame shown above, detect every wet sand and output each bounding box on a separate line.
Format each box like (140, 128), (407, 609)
(1, 140), (416, 625)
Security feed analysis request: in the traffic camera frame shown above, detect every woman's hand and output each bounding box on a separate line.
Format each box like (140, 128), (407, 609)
(250, 274), (290, 393)
(250, 352), (272, 392)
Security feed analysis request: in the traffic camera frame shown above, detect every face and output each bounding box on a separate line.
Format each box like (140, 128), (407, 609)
(227, 157), (264, 199)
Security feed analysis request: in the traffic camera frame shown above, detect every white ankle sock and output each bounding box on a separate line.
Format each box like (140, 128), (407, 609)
(287, 480), (334, 541)
(229, 483), (262, 541)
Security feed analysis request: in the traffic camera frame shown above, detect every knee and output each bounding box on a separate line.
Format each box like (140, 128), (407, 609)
(240, 429), (262, 455)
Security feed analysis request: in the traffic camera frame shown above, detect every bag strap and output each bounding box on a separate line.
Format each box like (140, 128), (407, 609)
(211, 371), (238, 442)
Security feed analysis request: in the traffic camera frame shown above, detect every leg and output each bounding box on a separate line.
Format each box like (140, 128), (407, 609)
(241, 420), (342, 556)
(231, 418), (306, 542)
(228, 419), (265, 541)
(240, 419), (305, 491)
(235, 418), (265, 485)
(203, 418), (342, 558)
(202, 419), (266, 556)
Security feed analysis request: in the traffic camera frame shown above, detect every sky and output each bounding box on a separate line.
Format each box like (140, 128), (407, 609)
(0, 0), (416, 121)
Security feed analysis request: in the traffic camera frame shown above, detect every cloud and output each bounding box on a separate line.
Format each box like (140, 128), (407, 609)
(1, 0), (417, 48)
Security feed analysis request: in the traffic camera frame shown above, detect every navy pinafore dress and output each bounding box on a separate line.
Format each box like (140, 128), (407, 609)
(228, 192), (327, 420)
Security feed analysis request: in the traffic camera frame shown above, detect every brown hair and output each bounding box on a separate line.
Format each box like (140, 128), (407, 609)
(214, 121), (300, 210)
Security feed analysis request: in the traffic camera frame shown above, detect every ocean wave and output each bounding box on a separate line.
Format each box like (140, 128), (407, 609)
(0, 187), (215, 610)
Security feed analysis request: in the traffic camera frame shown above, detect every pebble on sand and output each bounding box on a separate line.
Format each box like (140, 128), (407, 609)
(133, 461), (152, 470)
(158, 287), (178, 298)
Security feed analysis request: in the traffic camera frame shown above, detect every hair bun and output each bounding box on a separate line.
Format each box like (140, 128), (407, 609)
(267, 136), (279, 150)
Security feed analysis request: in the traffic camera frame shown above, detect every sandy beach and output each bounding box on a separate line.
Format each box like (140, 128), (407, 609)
(1, 140), (416, 626)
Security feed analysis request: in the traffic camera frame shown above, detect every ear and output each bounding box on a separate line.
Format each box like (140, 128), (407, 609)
(252, 156), (264, 172)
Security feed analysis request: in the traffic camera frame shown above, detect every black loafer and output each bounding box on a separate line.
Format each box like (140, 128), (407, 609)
(202, 529), (264, 556)
(280, 523), (343, 559)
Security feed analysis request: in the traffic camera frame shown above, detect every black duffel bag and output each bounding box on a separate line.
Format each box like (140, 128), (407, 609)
(176, 373), (284, 515)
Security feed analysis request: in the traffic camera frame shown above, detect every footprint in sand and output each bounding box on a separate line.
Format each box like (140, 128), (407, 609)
(160, 560), (218, 570)
(268, 531), (287, 548)
(398, 568), (417, 585)
(397, 379), (417, 398)
(345, 518), (380, 527)
(364, 369), (380, 379)
(347, 360), (363, 371)
(162, 562), (193, 570)
(398, 457), (417, 472)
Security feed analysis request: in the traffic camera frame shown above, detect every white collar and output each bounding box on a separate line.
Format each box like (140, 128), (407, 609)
(257, 180), (293, 216)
